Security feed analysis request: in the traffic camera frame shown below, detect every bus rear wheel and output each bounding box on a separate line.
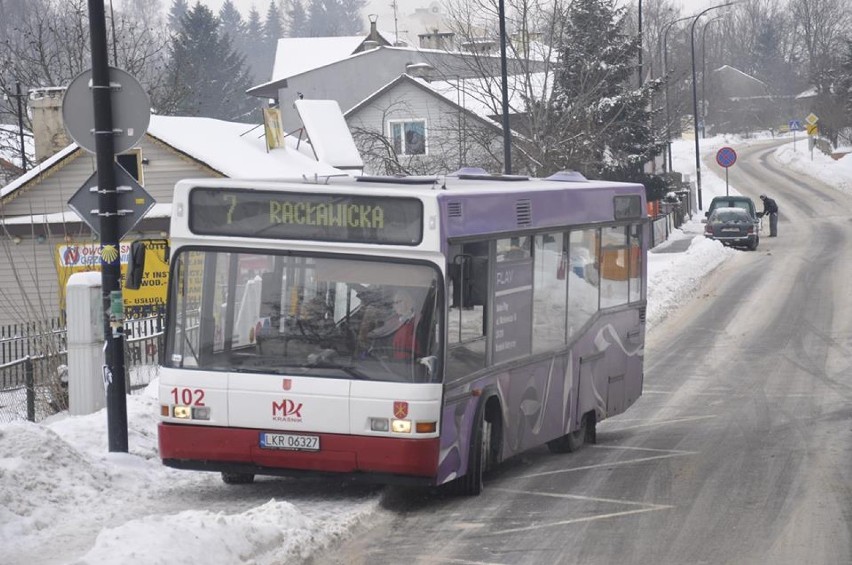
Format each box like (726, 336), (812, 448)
(547, 412), (594, 454)
(221, 472), (255, 485)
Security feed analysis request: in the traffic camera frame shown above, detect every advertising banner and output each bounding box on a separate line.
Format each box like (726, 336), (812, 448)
(55, 240), (169, 318)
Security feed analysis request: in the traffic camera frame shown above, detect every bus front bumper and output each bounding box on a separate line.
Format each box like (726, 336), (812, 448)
(159, 422), (440, 482)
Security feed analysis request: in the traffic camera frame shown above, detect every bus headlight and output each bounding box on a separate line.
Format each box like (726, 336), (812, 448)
(391, 419), (411, 433)
(167, 405), (211, 420)
(370, 417), (389, 432)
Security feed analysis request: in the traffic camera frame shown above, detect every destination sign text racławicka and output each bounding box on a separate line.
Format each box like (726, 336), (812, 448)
(189, 188), (423, 245)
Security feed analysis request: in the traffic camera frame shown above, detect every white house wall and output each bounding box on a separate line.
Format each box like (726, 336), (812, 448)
(0, 237), (65, 326)
(346, 80), (503, 175)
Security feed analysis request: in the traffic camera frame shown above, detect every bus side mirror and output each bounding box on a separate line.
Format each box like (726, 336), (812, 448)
(125, 240), (146, 290)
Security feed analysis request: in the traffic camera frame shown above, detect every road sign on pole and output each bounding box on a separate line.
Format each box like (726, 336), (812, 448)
(716, 146), (737, 196)
(716, 146), (737, 168)
(62, 66), (150, 155)
(67, 163), (156, 240)
(805, 113), (819, 126)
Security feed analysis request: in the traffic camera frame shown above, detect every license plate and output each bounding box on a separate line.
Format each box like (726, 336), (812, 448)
(259, 432), (320, 451)
(721, 228), (740, 233)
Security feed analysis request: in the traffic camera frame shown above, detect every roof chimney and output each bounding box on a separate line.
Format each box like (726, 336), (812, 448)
(368, 14), (379, 41)
(29, 87), (69, 162)
(406, 63), (435, 82)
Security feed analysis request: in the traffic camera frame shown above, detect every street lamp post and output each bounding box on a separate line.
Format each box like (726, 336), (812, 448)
(690, 2), (735, 210)
(700, 17), (722, 138)
(661, 15), (692, 173)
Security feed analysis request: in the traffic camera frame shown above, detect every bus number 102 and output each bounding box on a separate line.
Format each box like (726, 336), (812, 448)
(171, 387), (205, 406)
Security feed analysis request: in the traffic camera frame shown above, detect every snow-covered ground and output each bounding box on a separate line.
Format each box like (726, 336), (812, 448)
(3, 133), (850, 565)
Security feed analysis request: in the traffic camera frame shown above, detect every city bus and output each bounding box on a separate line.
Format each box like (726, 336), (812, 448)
(151, 170), (648, 495)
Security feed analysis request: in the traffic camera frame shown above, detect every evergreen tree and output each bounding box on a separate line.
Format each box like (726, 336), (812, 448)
(219, 0), (245, 44)
(165, 3), (256, 120)
(243, 6), (268, 82)
(264, 1), (285, 43)
(219, 0), (250, 81)
(306, 0), (366, 36)
(287, 0), (308, 38)
(549, 0), (664, 188)
(167, 0), (189, 32)
(257, 1), (284, 82)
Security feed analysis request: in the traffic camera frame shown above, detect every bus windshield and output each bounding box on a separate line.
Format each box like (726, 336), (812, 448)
(165, 249), (442, 383)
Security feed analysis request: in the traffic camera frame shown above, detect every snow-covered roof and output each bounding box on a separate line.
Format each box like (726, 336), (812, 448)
(145, 114), (341, 179)
(270, 30), (401, 82)
(347, 71), (551, 127)
(0, 144), (78, 199)
(1, 114), (343, 201)
(424, 72), (552, 121)
(713, 65), (767, 88)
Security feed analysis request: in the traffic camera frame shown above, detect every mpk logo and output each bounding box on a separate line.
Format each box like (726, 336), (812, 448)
(272, 398), (303, 422)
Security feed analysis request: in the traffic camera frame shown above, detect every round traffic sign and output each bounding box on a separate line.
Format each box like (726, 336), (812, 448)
(716, 146), (737, 168)
(62, 67), (150, 154)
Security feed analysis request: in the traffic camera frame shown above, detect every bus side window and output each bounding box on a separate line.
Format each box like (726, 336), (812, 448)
(447, 243), (489, 380)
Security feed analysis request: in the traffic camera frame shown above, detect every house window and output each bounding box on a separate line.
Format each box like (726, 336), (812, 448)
(389, 120), (426, 156)
(116, 149), (144, 184)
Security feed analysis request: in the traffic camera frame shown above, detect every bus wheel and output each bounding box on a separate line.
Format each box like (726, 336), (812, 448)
(457, 409), (489, 496)
(221, 472), (255, 485)
(547, 413), (591, 454)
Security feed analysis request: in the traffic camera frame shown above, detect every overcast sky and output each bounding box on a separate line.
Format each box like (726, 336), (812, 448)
(171, 0), (724, 32)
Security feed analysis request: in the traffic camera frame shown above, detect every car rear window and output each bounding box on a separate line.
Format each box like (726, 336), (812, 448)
(711, 208), (750, 222)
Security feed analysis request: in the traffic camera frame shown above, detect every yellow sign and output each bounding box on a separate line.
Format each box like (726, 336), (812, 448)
(262, 107), (284, 151)
(806, 113), (819, 126)
(806, 123), (818, 136)
(55, 240), (169, 318)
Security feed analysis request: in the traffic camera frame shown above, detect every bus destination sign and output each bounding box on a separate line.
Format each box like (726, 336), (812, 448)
(189, 188), (423, 245)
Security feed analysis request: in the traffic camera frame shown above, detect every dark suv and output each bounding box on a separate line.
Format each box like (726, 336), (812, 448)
(704, 207), (759, 250)
(704, 196), (760, 247)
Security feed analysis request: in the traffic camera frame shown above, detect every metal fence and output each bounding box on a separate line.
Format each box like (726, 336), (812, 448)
(0, 312), (164, 424)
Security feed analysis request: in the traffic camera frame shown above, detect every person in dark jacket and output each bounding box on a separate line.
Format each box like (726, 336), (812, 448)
(759, 194), (779, 236)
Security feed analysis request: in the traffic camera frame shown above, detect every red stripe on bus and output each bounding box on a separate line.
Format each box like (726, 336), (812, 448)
(159, 423), (440, 477)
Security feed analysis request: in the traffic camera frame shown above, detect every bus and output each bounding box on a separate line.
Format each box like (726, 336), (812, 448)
(150, 170), (648, 495)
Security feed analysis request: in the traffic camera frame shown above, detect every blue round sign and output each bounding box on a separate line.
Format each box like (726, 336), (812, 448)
(716, 146), (737, 168)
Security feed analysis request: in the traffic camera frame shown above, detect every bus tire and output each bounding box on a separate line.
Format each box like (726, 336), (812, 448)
(221, 472), (255, 485)
(547, 412), (592, 454)
(458, 408), (488, 496)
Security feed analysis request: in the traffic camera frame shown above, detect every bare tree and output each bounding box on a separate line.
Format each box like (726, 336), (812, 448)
(0, 0), (170, 164)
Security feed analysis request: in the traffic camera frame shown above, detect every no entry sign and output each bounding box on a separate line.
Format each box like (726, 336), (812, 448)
(716, 146), (737, 168)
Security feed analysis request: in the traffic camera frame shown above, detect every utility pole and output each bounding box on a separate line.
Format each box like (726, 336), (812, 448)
(13, 82), (28, 172)
(498, 0), (512, 174)
(87, 0), (128, 452)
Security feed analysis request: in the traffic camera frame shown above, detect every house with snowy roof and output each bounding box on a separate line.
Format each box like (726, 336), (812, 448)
(0, 100), (341, 327)
(344, 71), (552, 174)
(707, 65), (792, 134)
(248, 19), (549, 175)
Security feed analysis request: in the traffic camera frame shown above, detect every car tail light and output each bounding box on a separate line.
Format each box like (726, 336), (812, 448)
(705, 224), (713, 233)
